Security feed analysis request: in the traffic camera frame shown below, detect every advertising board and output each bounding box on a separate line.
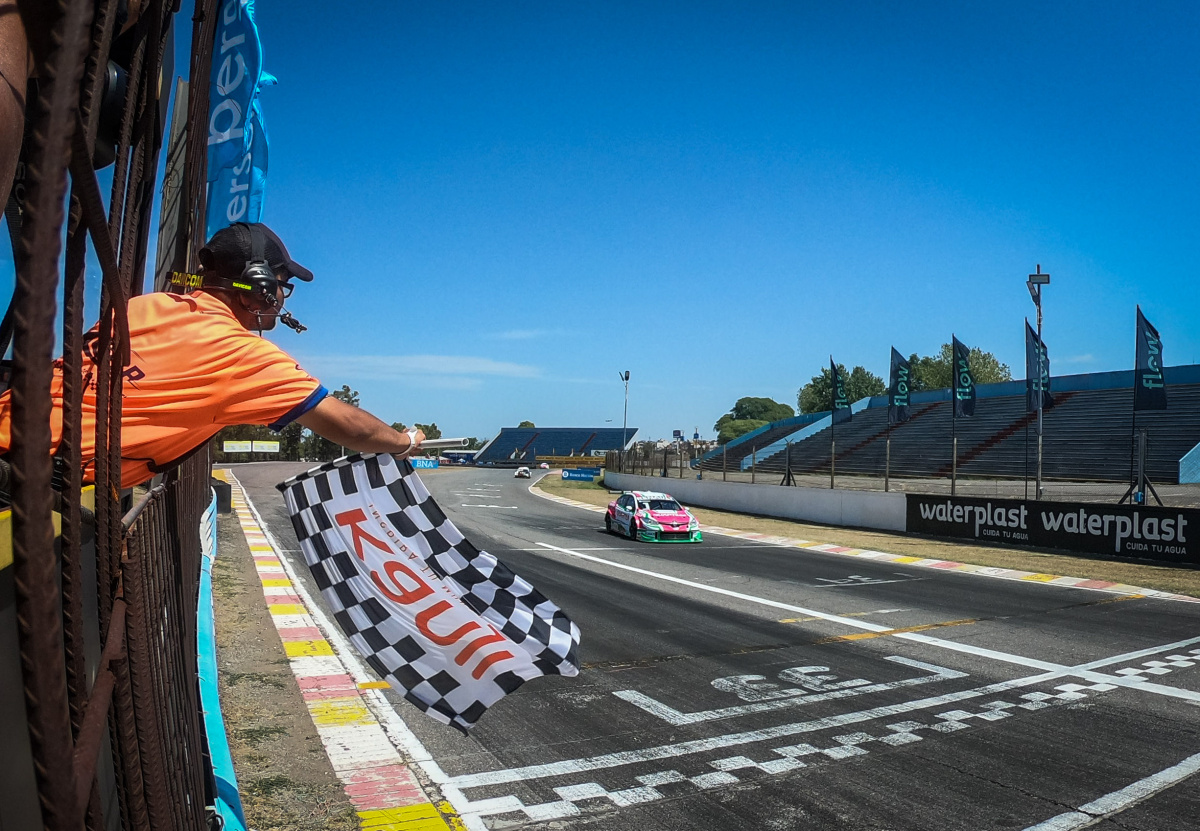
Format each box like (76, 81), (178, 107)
(410, 458), (439, 470)
(906, 494), (1200, 565)
(222, 441), (252, 453)
(562, 469), (597, 482)
(251, 440), (280, 453)
(537, 456), (606, 468)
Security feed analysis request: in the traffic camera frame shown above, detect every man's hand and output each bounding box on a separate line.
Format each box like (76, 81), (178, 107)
(395, 428), (426, 459)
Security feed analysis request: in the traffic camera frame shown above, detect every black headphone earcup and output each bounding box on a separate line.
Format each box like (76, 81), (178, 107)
(242, 261), (278, 306)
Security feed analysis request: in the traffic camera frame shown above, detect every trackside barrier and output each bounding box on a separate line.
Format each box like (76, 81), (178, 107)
(603, 472), (907, 532)
(197, 490), (249, 830)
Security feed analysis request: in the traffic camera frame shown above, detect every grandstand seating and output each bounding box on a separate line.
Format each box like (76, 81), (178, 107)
(475, 427), (635, 464)
(704, 365), (1200, 484)
(698, 414), (826, 472)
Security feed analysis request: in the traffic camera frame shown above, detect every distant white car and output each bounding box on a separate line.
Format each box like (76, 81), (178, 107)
(539, 462), (550, 469)
(514, 466), (531, 479)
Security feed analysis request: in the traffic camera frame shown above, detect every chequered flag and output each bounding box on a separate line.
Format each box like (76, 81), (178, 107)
(277, 454), (580, 731)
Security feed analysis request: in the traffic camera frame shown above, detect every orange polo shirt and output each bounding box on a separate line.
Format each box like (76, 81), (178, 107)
(0, 291), (326, 487)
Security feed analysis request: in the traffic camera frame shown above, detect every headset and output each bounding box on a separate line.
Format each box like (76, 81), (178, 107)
(177, 223), (306, 332)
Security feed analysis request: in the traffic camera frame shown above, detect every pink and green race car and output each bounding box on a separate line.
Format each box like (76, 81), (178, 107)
(605, 490), (702, 543)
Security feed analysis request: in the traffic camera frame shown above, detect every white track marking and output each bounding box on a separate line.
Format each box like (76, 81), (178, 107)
(1023, 751), (1200, 830)
(446, 667), (1077, 789)
(534, 542), (1200, 700)
(535, 541), (1061, 671)
(616, 656), (967, 725)
(780, 608), (909, 623)
(812, 577), (923, 588)
(453, 493), (501, 498)
(461, 504), (519, 509)
(503, 547), (626, 552)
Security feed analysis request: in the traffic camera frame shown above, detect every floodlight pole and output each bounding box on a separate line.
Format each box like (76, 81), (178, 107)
(1027, 265), (1050, 500)
(619, 370), (630, 453)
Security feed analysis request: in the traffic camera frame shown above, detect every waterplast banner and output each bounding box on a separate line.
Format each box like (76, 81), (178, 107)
(1024, 321), (1054, 413)
(906, 494), (1200, 565)
(952, 336), (976, 418)
(205, 0), (271, 237)
(888, 347), (911, 426)
(277, 454), (580, 732)
(1134, 306), (1167, 411)
(831, 358), (851, 424)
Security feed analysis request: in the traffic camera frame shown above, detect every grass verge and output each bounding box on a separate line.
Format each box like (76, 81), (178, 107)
(535, 473), (1200, 597)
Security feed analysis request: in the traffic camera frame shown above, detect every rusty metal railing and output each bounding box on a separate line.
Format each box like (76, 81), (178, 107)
(5, 0), (220, 828)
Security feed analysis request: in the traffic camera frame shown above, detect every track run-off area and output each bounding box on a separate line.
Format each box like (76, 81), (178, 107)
(228, 463), (1200, 831)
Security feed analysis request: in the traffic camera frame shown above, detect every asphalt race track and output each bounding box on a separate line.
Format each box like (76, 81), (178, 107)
(230, 463), (1200, 830)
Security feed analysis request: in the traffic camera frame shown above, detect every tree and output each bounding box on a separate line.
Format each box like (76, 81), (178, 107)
(797, 365), (885, 414)
(713, 397), (794, 445)
(414, 422), (441, 440)
(302, 385), (362, 461)
(714, 417), (768, 445)
(332, 384), (359, 406)
(465, 437), (485, 450)
(518, 420), (535, 428)
(727, 397), (794, 423)
(390, 422), (407, 432)
(278, 422), (303, 460)
(908, 344), (1012, 392)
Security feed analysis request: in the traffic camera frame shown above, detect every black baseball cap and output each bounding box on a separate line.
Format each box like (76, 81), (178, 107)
(199, 222), (314, 284)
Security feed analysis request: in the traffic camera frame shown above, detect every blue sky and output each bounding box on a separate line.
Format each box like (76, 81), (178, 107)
(5, 1), (1198, 442)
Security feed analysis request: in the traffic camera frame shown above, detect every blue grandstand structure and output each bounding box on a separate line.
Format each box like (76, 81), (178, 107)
(475, 427), (636, 465)
(699, 365), (1200, 484)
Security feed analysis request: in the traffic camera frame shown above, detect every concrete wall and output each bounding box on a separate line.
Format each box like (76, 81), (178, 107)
(604, 472), (907, 532)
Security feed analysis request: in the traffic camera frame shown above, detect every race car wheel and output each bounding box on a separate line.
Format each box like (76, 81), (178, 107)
(628, 518), (639, 541)
(604, 514), (612, 534)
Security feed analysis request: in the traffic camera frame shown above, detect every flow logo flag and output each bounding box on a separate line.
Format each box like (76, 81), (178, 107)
(952, 336), (976, 418)
(1025, 321), (1054, 413)
(1134, 306), (1167, 411)
(888, 347), (911, 425)
(831, 358), (852, 424)
(277, 454), (581, 732)
(206, 0), (272, 237)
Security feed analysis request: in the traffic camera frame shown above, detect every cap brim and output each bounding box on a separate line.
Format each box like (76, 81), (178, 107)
(286, 260), (314, 282)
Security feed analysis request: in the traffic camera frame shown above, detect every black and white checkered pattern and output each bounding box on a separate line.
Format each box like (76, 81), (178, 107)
(277, 454), (580, 732)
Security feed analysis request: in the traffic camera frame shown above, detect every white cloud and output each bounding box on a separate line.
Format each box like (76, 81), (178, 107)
(295, 354), (541, 385)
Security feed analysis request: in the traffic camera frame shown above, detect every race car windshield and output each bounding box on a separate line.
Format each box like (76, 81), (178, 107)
(645, 499), (681, 511)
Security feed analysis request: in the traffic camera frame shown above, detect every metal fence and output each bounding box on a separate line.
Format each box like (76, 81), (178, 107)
(4, 1), (219, 829)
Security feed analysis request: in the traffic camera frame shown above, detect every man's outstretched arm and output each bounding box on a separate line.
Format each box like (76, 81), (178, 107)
(295, 396), (424, 455)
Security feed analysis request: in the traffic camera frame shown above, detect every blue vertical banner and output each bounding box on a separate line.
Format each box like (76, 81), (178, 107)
(1133, 305), (1167, 411)
(1024, 320), (1054, 413)
(830, 358), (852, 424)
(888, 347), (911, 425)
(206, 0), (271, 238)
(952, 336), (976, 417)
